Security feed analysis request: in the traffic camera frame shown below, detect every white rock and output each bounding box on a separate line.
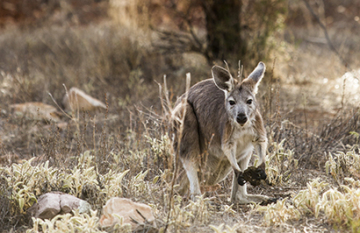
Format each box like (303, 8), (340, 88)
(62, 87), (106, 112)
(99, 197), (155, 229)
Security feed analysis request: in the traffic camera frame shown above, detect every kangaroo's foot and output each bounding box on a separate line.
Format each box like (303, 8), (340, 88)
(232, 193), (270, 204)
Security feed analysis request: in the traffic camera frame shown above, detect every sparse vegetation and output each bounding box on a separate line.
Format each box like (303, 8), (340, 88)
(0, 0), (360, 232)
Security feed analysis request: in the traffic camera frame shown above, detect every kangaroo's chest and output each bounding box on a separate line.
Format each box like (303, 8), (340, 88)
(208, 127), (255, 160)
(231, 127), (255, 159)
(204, 127), (255, 184)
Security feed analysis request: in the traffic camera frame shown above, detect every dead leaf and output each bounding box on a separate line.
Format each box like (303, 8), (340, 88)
(62, 87), (106, 112)
(99, 197), (155, 229)
(10, 102), (61, 122)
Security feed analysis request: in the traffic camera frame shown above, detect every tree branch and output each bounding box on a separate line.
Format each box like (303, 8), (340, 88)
(302, 0), (350, 69)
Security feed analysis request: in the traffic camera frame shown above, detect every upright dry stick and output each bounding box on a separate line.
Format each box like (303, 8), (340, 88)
(164, 73), (191, 233)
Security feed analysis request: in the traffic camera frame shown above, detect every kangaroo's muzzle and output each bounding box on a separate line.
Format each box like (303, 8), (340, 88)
(236, 113), (247, 125)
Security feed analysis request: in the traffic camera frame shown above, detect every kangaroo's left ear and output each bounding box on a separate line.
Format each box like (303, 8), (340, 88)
(246, 62), (266, 94)
(212, 65), (235, 93)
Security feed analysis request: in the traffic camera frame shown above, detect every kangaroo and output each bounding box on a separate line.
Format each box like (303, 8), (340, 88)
(171, 62), (269, 204)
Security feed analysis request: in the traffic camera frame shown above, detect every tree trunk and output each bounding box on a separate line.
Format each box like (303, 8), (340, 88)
(201, 0), (242, 62)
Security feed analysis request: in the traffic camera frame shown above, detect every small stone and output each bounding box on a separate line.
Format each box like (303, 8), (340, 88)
(10, 102), (61, 122)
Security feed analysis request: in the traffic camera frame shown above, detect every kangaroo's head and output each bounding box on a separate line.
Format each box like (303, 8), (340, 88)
(212, 62), (266, 127)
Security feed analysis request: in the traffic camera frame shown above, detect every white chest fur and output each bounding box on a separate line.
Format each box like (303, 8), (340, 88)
(231, 126), (255, 161)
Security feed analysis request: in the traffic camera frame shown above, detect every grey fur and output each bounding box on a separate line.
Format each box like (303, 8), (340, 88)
(171, 62), (269, 203)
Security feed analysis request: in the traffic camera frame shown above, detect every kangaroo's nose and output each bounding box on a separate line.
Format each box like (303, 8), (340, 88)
(236, 113), (247, 125)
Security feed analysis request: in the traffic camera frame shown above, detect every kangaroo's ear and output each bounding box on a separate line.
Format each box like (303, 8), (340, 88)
(246, 62), (266, 94)
(212, 65), (235, 93)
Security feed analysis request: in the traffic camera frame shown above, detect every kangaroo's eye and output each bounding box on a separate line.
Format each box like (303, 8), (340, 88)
(246, 99), (253, 105)
(229, 100), (236, 106)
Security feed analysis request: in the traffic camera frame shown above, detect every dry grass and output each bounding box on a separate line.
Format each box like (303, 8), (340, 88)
(0, 1), (360, 232)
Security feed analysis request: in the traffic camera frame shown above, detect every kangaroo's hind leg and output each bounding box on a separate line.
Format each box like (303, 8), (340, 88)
(171, 101), (202, 199)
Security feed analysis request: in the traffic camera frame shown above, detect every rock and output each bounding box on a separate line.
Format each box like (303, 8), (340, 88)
(62, 87), (106, 112)
(28, 192), (91, 219)
(10, 102), (61, 122)
(99, 197), (155, 229)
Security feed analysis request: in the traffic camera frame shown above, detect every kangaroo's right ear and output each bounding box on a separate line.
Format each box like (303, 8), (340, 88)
(212, 66), (235, 93)
(244, 62), (266, 95)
